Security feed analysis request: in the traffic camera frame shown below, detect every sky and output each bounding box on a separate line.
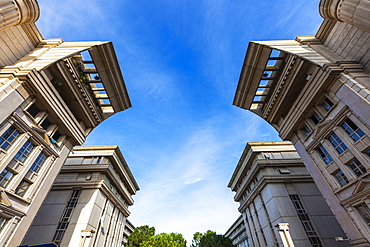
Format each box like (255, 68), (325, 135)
(36, 0), (323, 244)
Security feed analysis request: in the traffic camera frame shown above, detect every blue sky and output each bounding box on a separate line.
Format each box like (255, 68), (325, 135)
(37, 0), (323, 243)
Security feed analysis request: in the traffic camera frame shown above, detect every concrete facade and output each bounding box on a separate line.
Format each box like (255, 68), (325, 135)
(22, 146), (139, 247)
(0, 1), (131, 246)
(228, 142), (348, 247)
(225, 215), (249, 247)
(233, 1), (370, 246)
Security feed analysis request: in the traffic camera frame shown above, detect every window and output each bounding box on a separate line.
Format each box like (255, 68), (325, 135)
(302, 125), (312, 136)
(26, 104), (40, 118)
(30, 153), (47, 173)
(0, 169), (14, 188)
(317, 145), (333, 165)
(341, 118), (365, 142)
(0, 217), (9, 233)
(289, 195), (322, 247)
(52, 190), (81, 245)
(13, 140), (34, 163)
(51, 130), (61, 143)
(321, 98), (334, 112)
(348, 159), (367, 177)
(328, 133), (348, 154)
(355, 204), (370, 225)
(0, 126), (20, 151)
(333, 170), (349, 187)
(310, 112), (322, 125)
(15, 180), (31, 197)
(40, 118), (52, 131)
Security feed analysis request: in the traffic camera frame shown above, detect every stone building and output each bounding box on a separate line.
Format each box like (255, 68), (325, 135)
(122, 219), (135, 246)
(22, 146), (139, 247)
(233, 0), (370, 245)
(224, 215), (249, 247)
(0, 1), (131, 246)
(228, 142), (348, 247)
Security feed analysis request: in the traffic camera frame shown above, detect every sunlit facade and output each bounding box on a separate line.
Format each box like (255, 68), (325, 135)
(233, 0), (370, 245)
(22, 146), (139, 247)
(0, 1), (131, 246)
(228, 142), (347, 247)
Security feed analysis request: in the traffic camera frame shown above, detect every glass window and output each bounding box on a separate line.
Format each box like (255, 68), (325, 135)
(289, 195), (322, 247)
(341, 118), (365, 142)
(355, 204), (370, 225)
(52, 190), (81, 245)
(13, 141), (34, 163)
(321, 98), (334, 112)
(333, 170), (349, 187)
(317, 145), (333, 165)
(302, 125), (312, 136)
(0, 126), (20, 151)
(328, 133), (348, 154)
(26, 104), (40, 118)
(30, 153), (47, 173)
(0, 169), (14, 188)
(310, 112), (322, 125)
(348, 159), (367, 177)
(15, 180), (31, 197)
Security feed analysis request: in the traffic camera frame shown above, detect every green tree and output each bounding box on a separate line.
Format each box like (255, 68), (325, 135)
(190, 232), (203, 247)
(140, 232), (186, 247)
(192, 230), (235, 247)
(126, 225), (155, 247)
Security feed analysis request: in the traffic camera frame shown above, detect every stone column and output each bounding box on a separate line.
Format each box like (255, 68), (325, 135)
(0, 0), (39, 30)
(319, 0), (370, 33)
(276, 223), (295, 247)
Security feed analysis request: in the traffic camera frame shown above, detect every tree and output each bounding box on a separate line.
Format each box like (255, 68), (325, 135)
(190, 232), (203, 247)
(140, 232), (186, 247)
(191, 230), (235, 247)
(126, 225), (155, 247)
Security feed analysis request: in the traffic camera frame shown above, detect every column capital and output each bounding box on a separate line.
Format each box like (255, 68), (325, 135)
(319, 0), (341, 20)
(14, 0), (40, 24)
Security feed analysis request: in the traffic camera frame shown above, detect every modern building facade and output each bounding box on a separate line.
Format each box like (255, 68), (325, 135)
(228, 142), (348, 247)
(233, 0), (370, 246)
(225, 215), (249, 247)
(0, 1), (131, 246)
(22, 146), (139, 247)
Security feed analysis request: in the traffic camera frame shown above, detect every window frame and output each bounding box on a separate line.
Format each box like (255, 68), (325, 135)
(333, 170), (349, 187)
(0, 126), (20, 151)
(341, 118), (365, 142)
(328, 133), (348, 154)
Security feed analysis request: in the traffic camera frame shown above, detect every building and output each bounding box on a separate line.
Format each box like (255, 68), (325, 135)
(233, 0), (370, 246)
(0, 1), (131, 246)
(224, 215), (249, 247)
(228, 142), (348, 247)
(122, 220), (135, 246)
(22, 146), (139, 247)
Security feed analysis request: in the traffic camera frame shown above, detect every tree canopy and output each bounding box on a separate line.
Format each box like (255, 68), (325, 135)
(191, 230), (235, 247)
(141, 232), (186, 247)
(126, 225), (155, 247)
(126, 225), (186, 247)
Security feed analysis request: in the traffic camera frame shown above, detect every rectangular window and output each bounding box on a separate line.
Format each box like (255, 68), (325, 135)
(52, 190), (81, 245)
(317, 145), (333, 165)
(289, 195), (322, 247)
(348, 159), (367, 177)
(0, 126), (20, 151)
(333, 170), (349, 187)
(328, 133), (348, 154)
(0, 169), (14, 188)
(15, 180), (31, 197)
(29, 153), (47, 173)
(355, 204), (370, 225)
(310, 112), (322, 125)
(26, 104), (40, 118)
(302, 125), (312, 136)
(321, 98), (334, 112)
(341, 118), (365, 142)
(13, 140), (34, 163)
